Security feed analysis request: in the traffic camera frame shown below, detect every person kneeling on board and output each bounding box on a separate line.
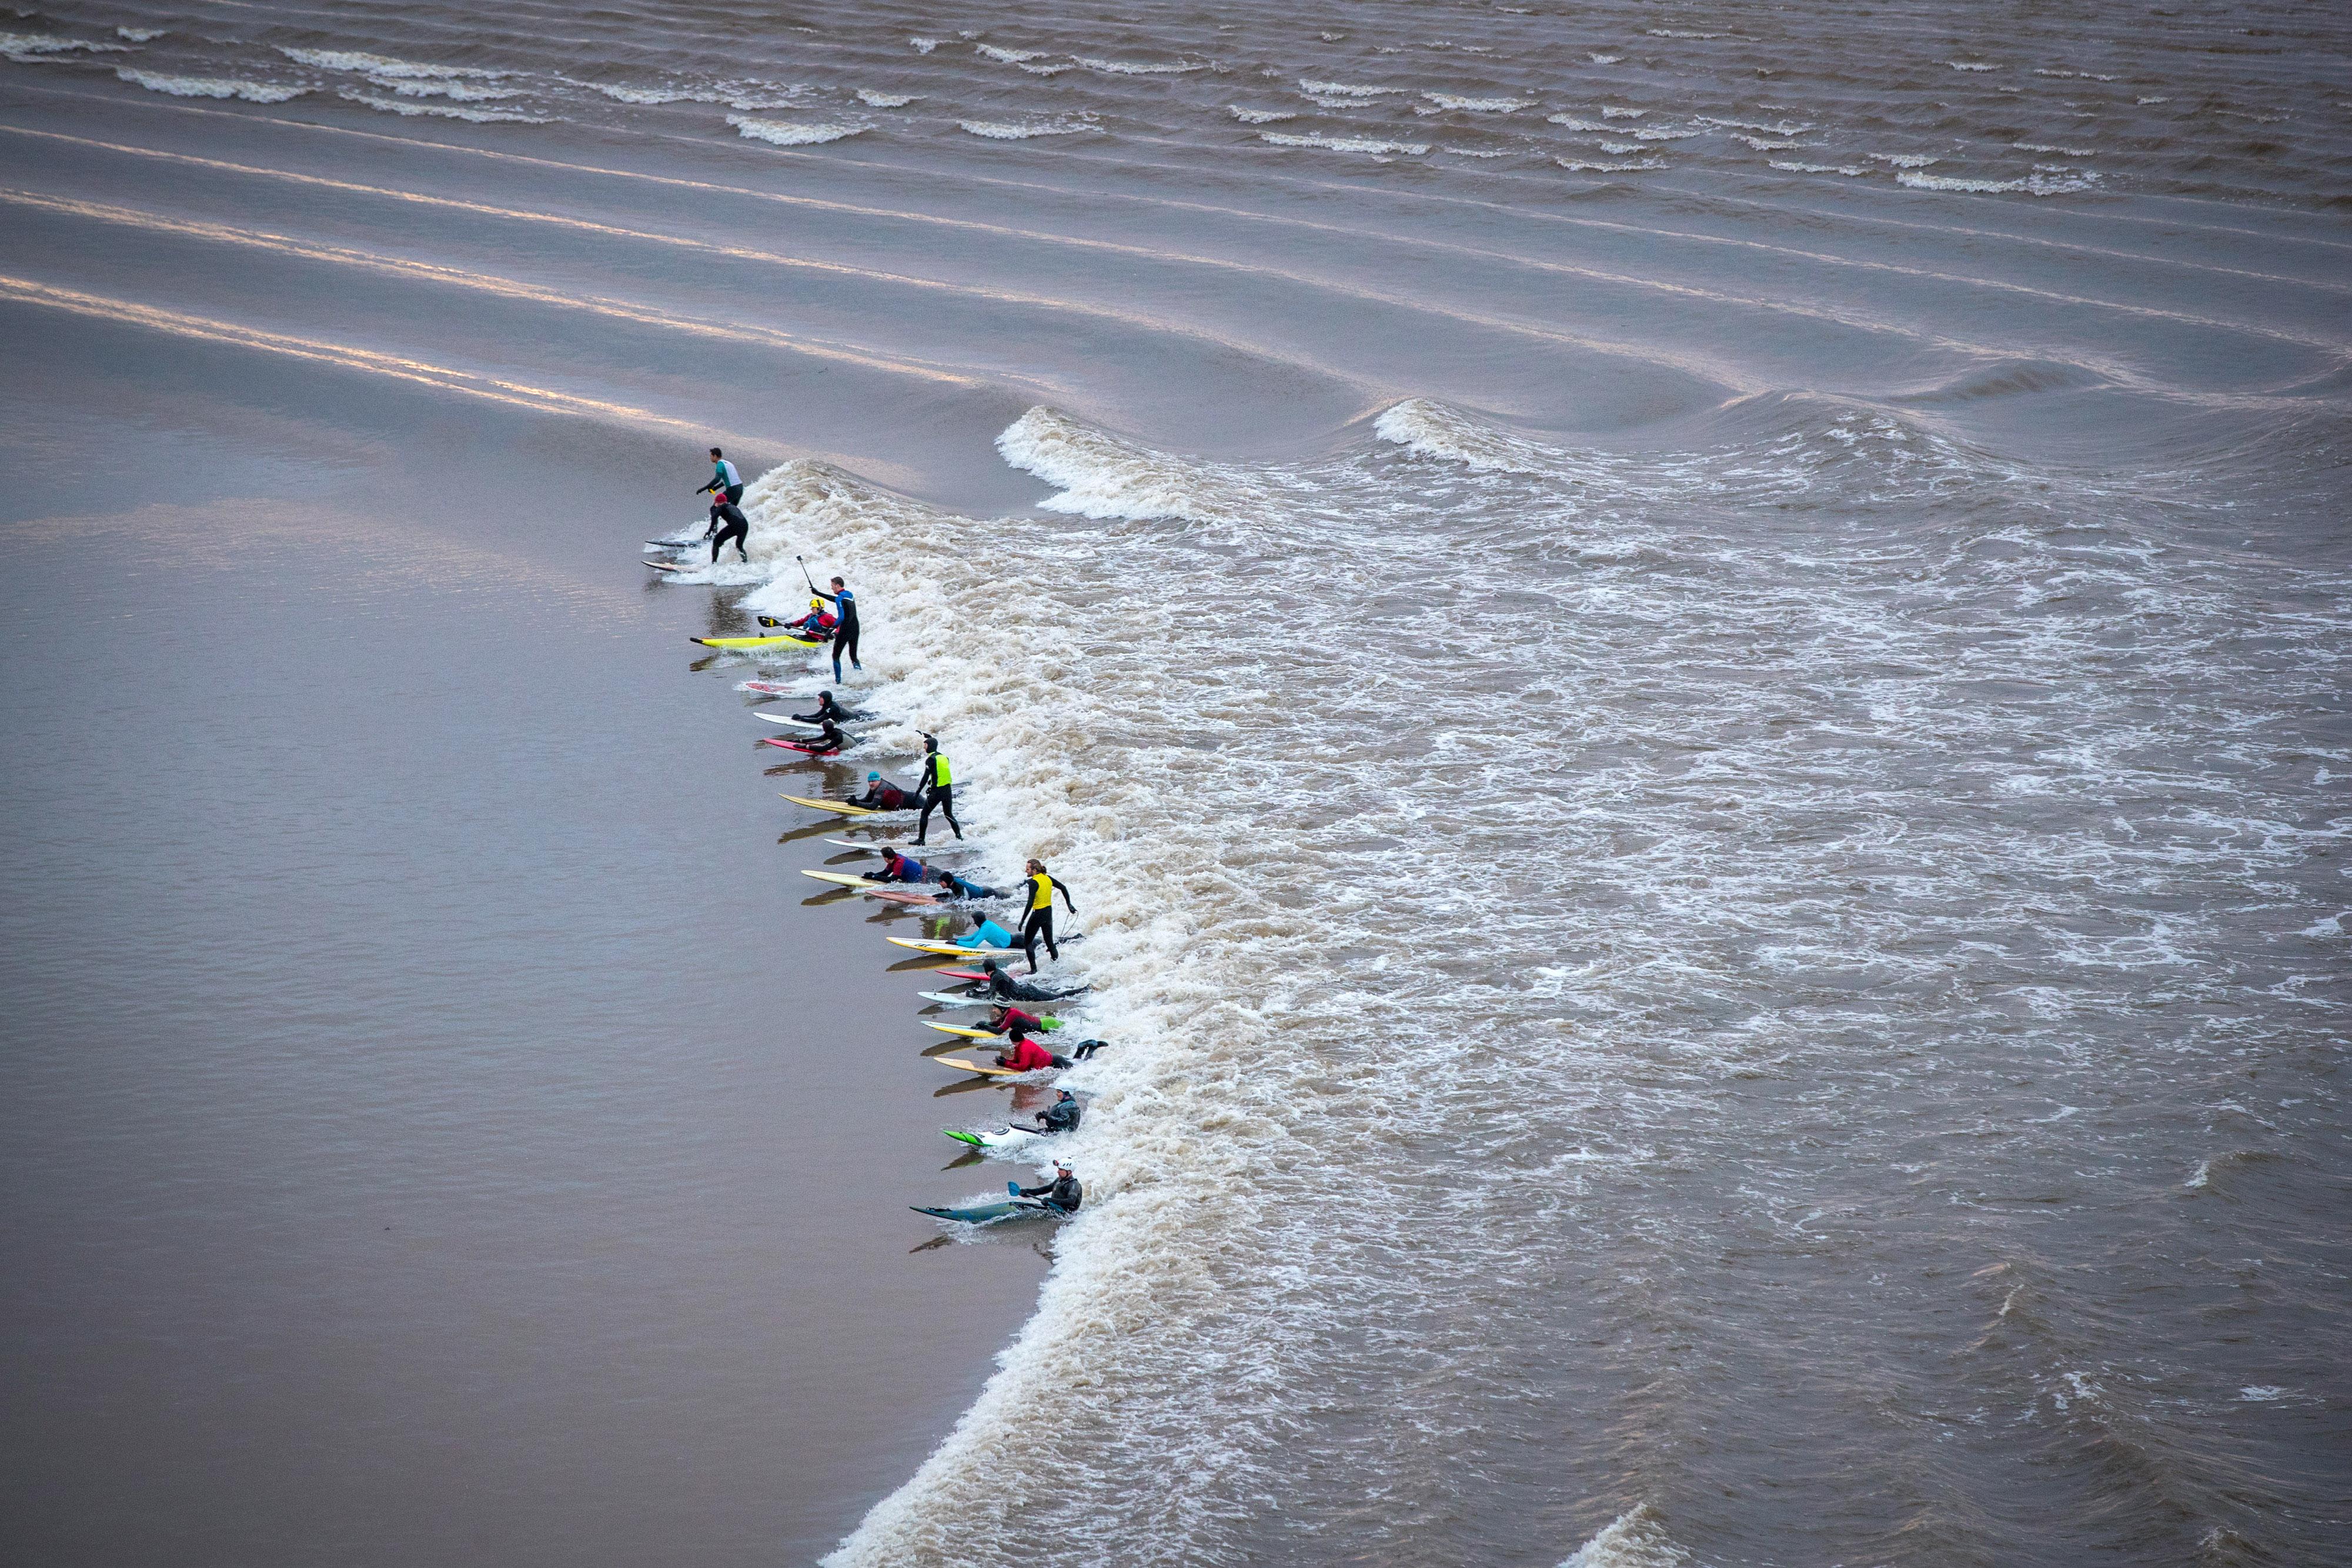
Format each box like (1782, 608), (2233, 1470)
(863, 845), (930, 883)
(854, 772), (920, 811)
(934, 869), (1005, 902)
(706, 497), (750, 564)
(978, 957), (1087, 1004)
(993, 1028), (1070, 1074)
(1015, 1161), (1083, 1214)
(1018, 1089), (1083, 1136)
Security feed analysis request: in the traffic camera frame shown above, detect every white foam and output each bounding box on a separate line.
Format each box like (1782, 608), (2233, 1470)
(2015, 143), (2097, 155)
(0, 32), (128, 56)
(1298, 78), (1405, 96)
(2240, 1386), (2286, 1401)
(857, 89), (918, 108)
(908, 37), (938, 54)
(116, 68), (308, 103)
(1949, 61), (2000, 71)
(1732, 133), (1810, 150)
(1260, 130), (1429, 155)
(957, 118), (1090, 139)
(1559, 1506), (1694, 1567)
(379, 79), (520, 101)
(1870, 152), (1940, 168)
(2137, 96), (2169, 105)
(1559, 157), (1663, 172)
(1548, 115), (1608, 131)
(338, 91), (545, 123)
(1770, 160), (1867, 175)
(1899, 170), (2098, 194)
(1228, 105), (1295, 123)
(1602, 105), (1645, 118)
(1017, 62), (1075, 75)
(1374, 397), (1552, 473)
(1589, 53), (1622, 64)
(1073, 55), (1205, 75)
(1422, 92), (1532, 111)
(975, 43), (1047, 63)
(1648, 29), (1727, 39)
(281, 46), (505, 79)
(577, 82), (699, 104)
(1698, 116), (1812, 135)
(729, 115), (866, 146)
(116, 27), (166, 42)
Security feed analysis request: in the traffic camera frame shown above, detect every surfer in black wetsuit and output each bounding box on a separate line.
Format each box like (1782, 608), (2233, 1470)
(854, 771), (919, 810)
(707, 497), (750, 563)
(980, 957), (1088, 1003)
(792, 692), (858, 725)
(1019, 1090), (1083, 1135)
(1018, 1162), (1083, 1213)
(937, 869), (1005, 902)
(1018, 859), (1077, 974)
(797, 716), (848, 755)
(914, 733), (961, 845)
(814, 576), (861, 683)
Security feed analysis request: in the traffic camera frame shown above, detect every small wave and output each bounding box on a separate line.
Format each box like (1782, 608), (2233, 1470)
(958, 118), (1090, 139)
(1870, 152), (1940, 168)
(338, 91), (544, 123)
(1589, 53), (1622, 64)
(1697, 116), (1812, 134)
(581, 82), (699, 105)
(1560, 157), (1663, 172)
(1298, 78), (1405, 96)
(1770, 160), (1867, 175)
(1548, 115), (1608, 131)
(1018, 62), (1075, 75)
(1, 31), (128, 56)
(1228, 105), (1295, 123)
(116, 68), (308, 102)
(379, 79), (519, 101)
(1261, 130), (1429, 155)
(856, 89), (917, 108)
(975, 43), (1047, 64)
(1423, 92), (1532, 112)
(996, 406), (1263, 522)
(1602, 106), (1646, 118)
(1899, 170), (2099, 194)
(1949, 61), (2000, 72)
(1733, 133), (1811, 150)
(1074, 55), (1205, 75)
(2015, 143), (2097, 156)
(1558, 1504), (1693, 1567)
(729, 115), (866, 146)
(1445, 146), (1516, 158)
(1623, 125), (1700, 141)
(1648, 29), (1727, 39)
(116, 27), (166, 42)
(908, 37), (937, 54)
(282, 46), (505, 79)
(1374, 397), (1552, 473)
(2137, 95), (2169, 105)
(1891, 359), (2106, 404)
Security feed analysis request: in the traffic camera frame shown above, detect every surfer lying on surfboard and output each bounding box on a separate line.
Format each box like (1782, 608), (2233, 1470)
(796, 691), (859, 724)
(934, 869), (1006, 902)
(862, 846), (932, 884)
(975, 957), (1089, 1003)
(856, 772), (922, 811)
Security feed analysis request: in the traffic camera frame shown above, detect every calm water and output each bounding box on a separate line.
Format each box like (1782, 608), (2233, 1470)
(1, 2), (2346, 1564)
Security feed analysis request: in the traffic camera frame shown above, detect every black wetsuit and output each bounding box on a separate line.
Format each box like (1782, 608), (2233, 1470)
(915, 751), (960, 845)
(1033, 1096), (1083, 1134)
(1020, 870), (1075, 973)
(985, 968), (1081, 1003)
(707, 502), (749, 562)
(1068, 1039), (1109, 1061)
(1018, 1172), (1084, 1213)
(818, 587), (861, 680)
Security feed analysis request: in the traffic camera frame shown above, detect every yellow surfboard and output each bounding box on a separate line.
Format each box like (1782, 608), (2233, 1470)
(800, 869), (877, 888)
(779, 794), (879, 815)
(886, 936), (1007, 958)
(924, 1022), (996, 1039)
(936, 1057), (1021, 1077)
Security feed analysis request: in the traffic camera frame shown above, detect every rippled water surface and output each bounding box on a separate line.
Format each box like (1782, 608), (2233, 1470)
(2, 1), (2346, 1564)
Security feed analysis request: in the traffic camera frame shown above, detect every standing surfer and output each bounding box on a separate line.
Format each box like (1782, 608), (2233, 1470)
(812, 576), (861, 683)
(706, 495), (750, 563)
(914, 733), (961, 845)
(696, 446), (743, 513)
(1019, 858), (1077, 974)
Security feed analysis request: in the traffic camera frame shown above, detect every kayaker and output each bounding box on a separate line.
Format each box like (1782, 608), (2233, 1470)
(1020, 1090), (1083, 1135)
(854, 772), (920, 810)
(993, 1035), (1067, 1073)
(1019, 859), (1077, 974)
(913, 733), (961, 846)
(1017, 1161), (1083, 1213)
(696, 446), (744, 507)
(935, 869), (1005, 902)
(706, 497), (750, 563)
(813, 575), (861, 683)
(863, 846), (930, 883)
(787, 597), (838, 637)
(978, 957), (1087, 1002)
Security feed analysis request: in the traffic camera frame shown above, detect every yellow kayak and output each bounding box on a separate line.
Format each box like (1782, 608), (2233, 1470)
(690, 633), (822, 650)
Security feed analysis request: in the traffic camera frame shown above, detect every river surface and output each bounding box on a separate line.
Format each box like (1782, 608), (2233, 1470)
(1, 2), (2346, 1566)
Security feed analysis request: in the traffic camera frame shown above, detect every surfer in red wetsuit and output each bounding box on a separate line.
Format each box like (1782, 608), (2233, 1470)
(993, 1035), (1064, 1073)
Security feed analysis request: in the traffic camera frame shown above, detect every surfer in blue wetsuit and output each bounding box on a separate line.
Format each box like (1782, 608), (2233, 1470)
(1017, 1161), (1083, 1213)
(965, 913), (1020, 949)
(936, 869), (1005, 902)
(813, 576), (861, 683)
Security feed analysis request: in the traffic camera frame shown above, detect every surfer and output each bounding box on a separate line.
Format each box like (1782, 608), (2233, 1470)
(854, 772), (920, 811)
(936, 869), (1005, 902)
(706, 497), (750, 563)
(696, 447), (743, 508)
(993, 1035), (1069, 1074)
(913, 733), (961, 846)
(813, 576), (861, 683)
(793, 691), (858, 725)
(965, 912), (1021, 950)
(1017, 1161), (1084, 1213)
(1019, 859), (1077, 974)
(978, 957), (1086, 1003)
(793, 715), (848, 755)
(987, 1002), (1054, 1039)
(1068, 1038), (1110, 1061)
(863, 846), (930, 884)
(1019, 1089), (1083, 1135)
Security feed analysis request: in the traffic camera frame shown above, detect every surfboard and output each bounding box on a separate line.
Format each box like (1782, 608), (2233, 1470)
(916, 991), (989, 1007)
(690, 634), (823, 650)
(886, 937), (1017, 958)
(924, 1022), (996, 1039)
(934, 1056), (1022, 1077)
(779, 794), (889, 815)
(871, 889), (940, 906)
(760, 737), (846, 754)
(823, 837), (971, 854)
(646, 560), (691, 573)
(800, 870), (876, 889)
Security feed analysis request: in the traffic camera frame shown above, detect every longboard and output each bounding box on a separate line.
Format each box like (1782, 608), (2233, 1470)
(824, 837), (973, 854)
(760, 737), (846, 754)
(691, 634), (823, 650)
(924, 1022), (997, 1039)
(779, 794), (894, 815)
(800, 869), (877, 889)
(916, 990), (988, 1007)
(886, 937), (1017, 958)
(934, 1056), (1022, 1077)
(871, 889), (941, 906)
(646, 559), (692, 573)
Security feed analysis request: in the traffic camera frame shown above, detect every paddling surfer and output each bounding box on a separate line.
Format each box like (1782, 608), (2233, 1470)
(914, 733), (961, 845)
(937, 869), (1005, 902)
(978, 957), (1085, 1003)
(854, 772), (920, 811)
